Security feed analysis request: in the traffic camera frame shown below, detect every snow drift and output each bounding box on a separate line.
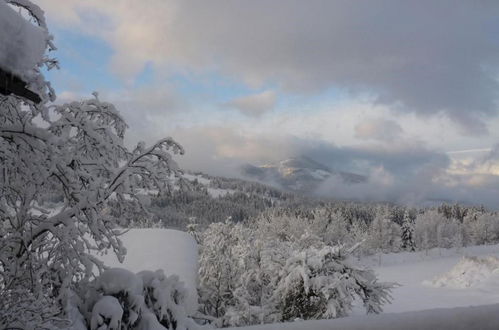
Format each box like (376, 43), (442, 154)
(424, 256), (499, 289)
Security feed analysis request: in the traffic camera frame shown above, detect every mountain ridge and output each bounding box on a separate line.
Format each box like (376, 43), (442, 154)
(240, 156), (366, 194)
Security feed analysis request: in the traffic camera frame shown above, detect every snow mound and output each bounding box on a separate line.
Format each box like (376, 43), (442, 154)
(424, 256), (499, 288)
(96, 268), (143, 296)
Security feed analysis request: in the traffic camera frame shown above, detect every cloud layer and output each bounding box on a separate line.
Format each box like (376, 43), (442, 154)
(223, 90), (276, 117)
(40, 0), (499, 132)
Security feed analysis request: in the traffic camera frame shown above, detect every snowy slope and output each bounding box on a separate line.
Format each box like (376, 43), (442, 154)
(97, 229), (199, 314)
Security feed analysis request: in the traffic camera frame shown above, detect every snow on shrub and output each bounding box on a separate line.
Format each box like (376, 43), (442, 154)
(274, 245), (394, 321)
(139, 270), (190, 329)
(80, 268), (194, 330)
(91, 296), (123, 330)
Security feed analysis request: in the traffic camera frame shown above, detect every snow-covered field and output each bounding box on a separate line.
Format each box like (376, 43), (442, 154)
(226, 304), (499, 330)
(96, 229), (199, 313)
(356, 244), (499, 314)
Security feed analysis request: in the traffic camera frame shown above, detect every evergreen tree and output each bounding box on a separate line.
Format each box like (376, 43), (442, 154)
(401, 210), (415, 251)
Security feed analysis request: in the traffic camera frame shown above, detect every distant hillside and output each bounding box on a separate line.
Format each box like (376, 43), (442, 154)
(137, 171), (305, 230)
(241, 156), (366, 194)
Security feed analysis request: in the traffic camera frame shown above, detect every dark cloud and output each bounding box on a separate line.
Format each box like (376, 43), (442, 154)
(167, 0), (499, 133)
(290, 140), (449, 178)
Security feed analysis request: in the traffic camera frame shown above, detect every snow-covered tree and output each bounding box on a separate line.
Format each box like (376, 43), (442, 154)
(468, 213), (499, 245)
(0, 1), (184, 327)
(311, 209), (350, 247)
(368, 208), (401, 255)
(198, 218), (394, 327)
(198, 220), (245, 324)
(401, 210), (415, 251)
(224, 238), (282, 327)
(274, 245), (393, 321)
(414, 210), (441, 251)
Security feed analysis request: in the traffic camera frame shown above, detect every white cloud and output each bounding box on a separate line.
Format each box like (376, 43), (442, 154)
(223, 90), (276, 116)
(355, 118), (403, 142)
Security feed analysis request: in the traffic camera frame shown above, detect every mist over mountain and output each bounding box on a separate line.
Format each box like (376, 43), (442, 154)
(240, 156), (366, 194)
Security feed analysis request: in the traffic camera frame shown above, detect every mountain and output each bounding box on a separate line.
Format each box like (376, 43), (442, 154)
(240, 157), (366, 194)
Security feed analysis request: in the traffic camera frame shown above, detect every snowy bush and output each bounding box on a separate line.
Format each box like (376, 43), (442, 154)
(274, 245), (393, 321)
(80, 268), (194, 330)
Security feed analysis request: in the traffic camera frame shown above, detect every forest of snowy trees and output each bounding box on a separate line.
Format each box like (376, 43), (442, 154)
(188, 201), (499, 327)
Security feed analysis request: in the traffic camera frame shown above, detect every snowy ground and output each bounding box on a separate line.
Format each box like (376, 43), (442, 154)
(96, 228), (199, 314)
(227, 304), (499, 330)
(354, 244), (499, 314)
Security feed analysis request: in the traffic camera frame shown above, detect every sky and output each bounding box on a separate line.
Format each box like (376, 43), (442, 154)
(35, 0), (499, 207)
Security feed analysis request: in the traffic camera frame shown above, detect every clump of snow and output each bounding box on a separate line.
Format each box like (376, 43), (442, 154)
(424, 256), (499, 289)
(95, 268), (144, 296)
(0, 1), (47, 79)
(91, 296), (123, 330)
(85, 267), (194, 329)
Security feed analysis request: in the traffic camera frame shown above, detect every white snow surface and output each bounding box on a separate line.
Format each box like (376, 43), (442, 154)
(97, 229), (198, 314)
(0, 1), (46, 78)
(226, 304), (499, 330)
(95, 268), (143, 296)
(424, 255), (499, 289)
(355, 244), (499, 314)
